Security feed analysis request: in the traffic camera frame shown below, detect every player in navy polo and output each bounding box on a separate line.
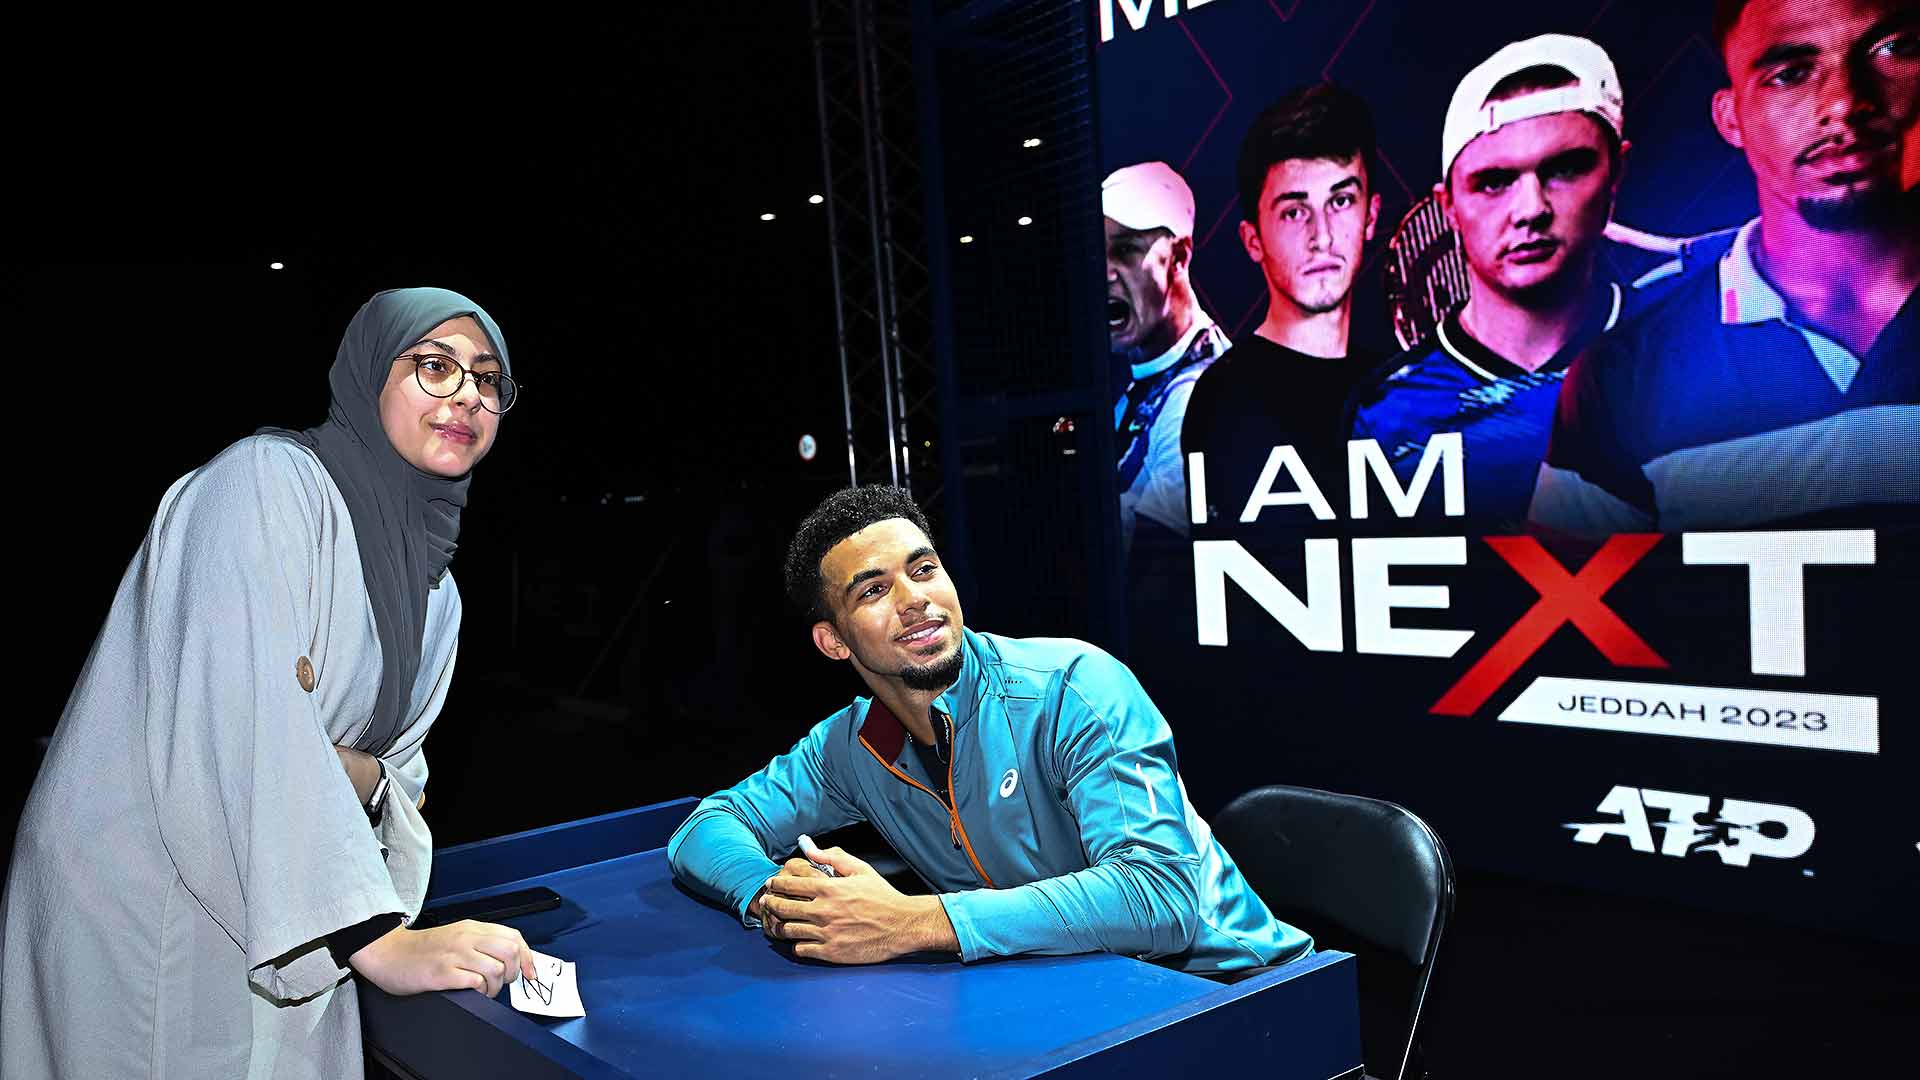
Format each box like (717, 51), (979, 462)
(1349, 34), (1658, 532)
(1530, 0), (1917, 535)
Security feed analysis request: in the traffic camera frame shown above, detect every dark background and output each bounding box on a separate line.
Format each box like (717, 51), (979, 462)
(3, 9), (863, 847)
(3, 4), (1912, 1077)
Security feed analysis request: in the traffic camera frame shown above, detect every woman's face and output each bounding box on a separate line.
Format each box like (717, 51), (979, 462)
(378, 316), (504, 477)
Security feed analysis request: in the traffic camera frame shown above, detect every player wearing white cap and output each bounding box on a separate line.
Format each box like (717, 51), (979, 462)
(1105, 161), (1231, 551)
(1349, 33), (1659, 531)
(1532, 0), (1916, 536)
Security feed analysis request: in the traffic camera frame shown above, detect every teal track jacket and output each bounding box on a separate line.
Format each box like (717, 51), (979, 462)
(667, 629), (1311, 974)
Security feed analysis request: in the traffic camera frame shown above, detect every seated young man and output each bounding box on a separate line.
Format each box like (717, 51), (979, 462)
(667, 486), (1310, 974)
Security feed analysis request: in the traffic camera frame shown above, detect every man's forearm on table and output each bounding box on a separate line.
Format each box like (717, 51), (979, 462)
(941, 859), (1199, 961)
(910, 894), (960, 953)
(669, 810), (783, 919)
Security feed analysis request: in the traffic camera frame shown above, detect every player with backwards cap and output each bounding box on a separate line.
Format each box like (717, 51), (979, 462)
(1349, 34), (1672, 531)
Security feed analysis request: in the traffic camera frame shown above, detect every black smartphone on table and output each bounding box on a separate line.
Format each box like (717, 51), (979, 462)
(415, 886), (563, 928)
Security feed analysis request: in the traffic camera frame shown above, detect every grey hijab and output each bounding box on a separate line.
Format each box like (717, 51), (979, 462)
(266, 287), (511, 754)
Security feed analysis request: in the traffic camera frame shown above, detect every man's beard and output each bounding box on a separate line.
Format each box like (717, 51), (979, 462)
(901, 645), (964, 691)
(1285, 274), (1351, 316)
(1798, 181), (1911, 233)
(1292, 293), (1347, 316)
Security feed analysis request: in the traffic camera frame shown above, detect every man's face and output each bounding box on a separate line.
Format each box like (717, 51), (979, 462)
(812, 518), (966, 693)
(1238, 156), (1379, 317)
(1713, 0), (1918, 231)
(1443, 112), (1621, 300)
(1105, 218), (1187, 353)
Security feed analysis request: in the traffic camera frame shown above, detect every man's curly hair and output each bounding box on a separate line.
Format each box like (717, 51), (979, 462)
(783, 486), (933, 622)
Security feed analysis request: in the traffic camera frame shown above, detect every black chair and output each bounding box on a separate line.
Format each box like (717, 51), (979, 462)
(1213, 785), (1454, 1080)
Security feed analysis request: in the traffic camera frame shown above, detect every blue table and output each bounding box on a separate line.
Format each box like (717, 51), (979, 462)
(361, 798), (1362, 1079)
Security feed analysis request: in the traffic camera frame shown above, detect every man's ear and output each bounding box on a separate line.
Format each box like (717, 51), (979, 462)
(1610, 138), (1632, 201)
(1711, 88), (1744, 150)
(1169, 233), (1194, 275)
(1238, 218), (1263, 265)
(812, 619), (851, 662)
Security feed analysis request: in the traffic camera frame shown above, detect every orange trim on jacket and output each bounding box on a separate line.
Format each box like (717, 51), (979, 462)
(858, 734), (998, 889)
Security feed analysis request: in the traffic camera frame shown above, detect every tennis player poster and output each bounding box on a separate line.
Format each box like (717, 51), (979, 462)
(1099, 0), (1917, 940)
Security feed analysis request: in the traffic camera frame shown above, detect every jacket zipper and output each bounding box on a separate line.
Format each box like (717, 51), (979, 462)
(859, 734), (997, 888)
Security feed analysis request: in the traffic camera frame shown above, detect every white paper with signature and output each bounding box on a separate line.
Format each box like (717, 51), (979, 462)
(507, 949), (584, 1018)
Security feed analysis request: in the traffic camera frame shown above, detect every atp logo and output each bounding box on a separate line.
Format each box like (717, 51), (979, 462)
(1565, 785), (1814, 867)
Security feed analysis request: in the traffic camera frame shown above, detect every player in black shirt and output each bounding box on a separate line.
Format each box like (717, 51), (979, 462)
(1184, 83), (1384, 538)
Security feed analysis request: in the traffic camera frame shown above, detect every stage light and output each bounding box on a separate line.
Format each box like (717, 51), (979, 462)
(959, 234), (975, 244)
(1017, 216), (1033, 226)
(269, 262), (285, 270)
(1022, 137), (1043, 148)
(760, 212), (777, 221)
(808, 194), (824, 205)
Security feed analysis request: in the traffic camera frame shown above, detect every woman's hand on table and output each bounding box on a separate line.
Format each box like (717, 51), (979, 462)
(350, 921), (537, 998)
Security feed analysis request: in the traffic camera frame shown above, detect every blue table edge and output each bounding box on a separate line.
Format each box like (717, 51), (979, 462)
(428, 942), (1356, 1080)
(414, 797), (1357, 1079)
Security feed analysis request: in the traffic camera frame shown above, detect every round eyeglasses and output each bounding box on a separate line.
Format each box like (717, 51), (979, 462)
(395, 353), (519, 414)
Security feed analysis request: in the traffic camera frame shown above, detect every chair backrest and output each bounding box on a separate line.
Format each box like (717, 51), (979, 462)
(1214, 785), (1455, 1080)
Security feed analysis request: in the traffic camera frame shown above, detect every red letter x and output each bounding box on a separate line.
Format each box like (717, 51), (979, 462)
(1432, 535), (1667, 717)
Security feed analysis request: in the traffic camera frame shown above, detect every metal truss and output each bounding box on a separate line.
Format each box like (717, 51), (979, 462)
(812, 0), (938, 512)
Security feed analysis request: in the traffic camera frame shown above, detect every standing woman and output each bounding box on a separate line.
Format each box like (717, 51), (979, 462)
(3, 287), (534, 1078)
